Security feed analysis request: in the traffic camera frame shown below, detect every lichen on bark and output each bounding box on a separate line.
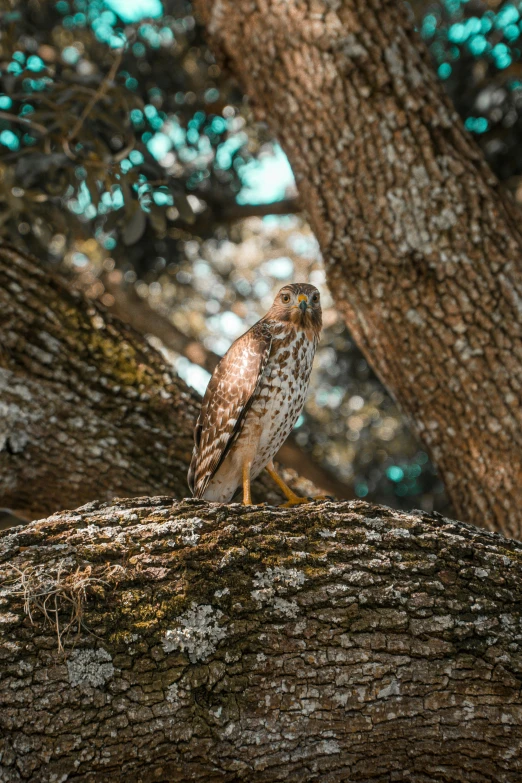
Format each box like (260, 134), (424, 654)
(1, 497), (522, 781)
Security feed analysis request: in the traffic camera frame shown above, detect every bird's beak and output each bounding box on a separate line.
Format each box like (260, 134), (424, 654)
(298, 295), (308, 313)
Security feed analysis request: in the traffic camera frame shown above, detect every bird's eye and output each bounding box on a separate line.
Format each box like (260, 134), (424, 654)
(312, 293), (319, 303)
(281, 293), (291, 304)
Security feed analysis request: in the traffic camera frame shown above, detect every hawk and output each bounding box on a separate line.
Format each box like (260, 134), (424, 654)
(188, 283), (322, 505)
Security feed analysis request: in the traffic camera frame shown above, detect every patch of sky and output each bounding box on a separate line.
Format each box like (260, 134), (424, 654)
(493, 42), (512, 68)
(237, 144), (295, 205)
(0, 95), (13, 110)
(138, 23), (161, 47)
(205, 335), (230, 357)
(262, 257), (294, 279)
(421, 14), (437, 39)
(101, 186), (124, 209)
(0, 130), (19, 150)
(448, 23), (468, 43)
(174, 356), (211, 397)
(7, 61), (23, 75)
(179, 147), (198, 164)
(386, 465), (404, 482)
(288, 233), (320, 258)
(444, 0), (468, 13)
(129, 149), (144, 165)
(167, 120), (186, 149)
(438, 62), (452, 79)
(355, 483), (369, 498)
(153, 190), (173, 206)
(504, 23), (519, 42)
(215, 133), (247, 171)
(72, 252), (89, 267)
(147, 132), (172, 160)
(67, 182), (96, 218)
(23, 77), (51, 92)
(62, 45), (81, 64)
(481, 16), (493, 34)
(211, 117), (226, 134)
(468, 35), (488, 55)
(205, 88), (219, 103)
(207, 311), (244, 342)
(26, 55), (45, 72)
(494, 4), (519, 28)
(262, 215), (299, 229)
(465, 116), (489, 133)
(293, 414), (305, 429)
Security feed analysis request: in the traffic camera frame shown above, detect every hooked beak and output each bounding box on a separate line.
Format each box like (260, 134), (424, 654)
(298, 295), (308, 313)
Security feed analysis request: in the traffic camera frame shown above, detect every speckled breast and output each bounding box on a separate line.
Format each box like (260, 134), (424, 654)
(247, 329), (318, 478)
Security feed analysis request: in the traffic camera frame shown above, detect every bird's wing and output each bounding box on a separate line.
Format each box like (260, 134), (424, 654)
(188, 322), (273, 498)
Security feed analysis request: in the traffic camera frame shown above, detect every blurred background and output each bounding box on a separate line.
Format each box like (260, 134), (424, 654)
(2, 0), (521, 516)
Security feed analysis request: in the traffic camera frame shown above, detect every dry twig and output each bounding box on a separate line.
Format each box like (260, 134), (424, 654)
(67, 49), (124, 142)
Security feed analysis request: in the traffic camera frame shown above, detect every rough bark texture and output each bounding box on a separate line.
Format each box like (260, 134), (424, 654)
(1, 498), (522, 781)
(0, 244), (199, 519)
(0, 246), (301, 518)
(194, 0), (522, 539)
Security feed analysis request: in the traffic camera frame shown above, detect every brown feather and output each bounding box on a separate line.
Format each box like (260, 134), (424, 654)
(187, 283), (322, 502)
(188, 322), (272, 497)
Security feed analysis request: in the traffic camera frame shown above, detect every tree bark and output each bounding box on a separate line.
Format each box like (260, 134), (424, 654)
(0, 245), (308, 518)
(1, 497), (522, 781)
(0, 244), (199, 519)
(194, 0), (522, 539)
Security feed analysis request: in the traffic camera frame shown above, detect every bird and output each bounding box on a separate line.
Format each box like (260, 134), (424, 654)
(188, 283), (323, 506)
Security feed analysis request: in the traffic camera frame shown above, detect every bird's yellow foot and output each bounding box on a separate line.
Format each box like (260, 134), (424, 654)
(280, 495), (313, 508)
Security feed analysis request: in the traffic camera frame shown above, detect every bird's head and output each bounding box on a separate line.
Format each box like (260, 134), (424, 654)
(269, 283), (322, 334)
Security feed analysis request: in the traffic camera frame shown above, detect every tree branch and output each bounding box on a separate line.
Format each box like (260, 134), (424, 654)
(168, 197), (301, 238)
(1, 497), (521, 781)
(0, 110), (47, 136)
(67, 49), (123, 142)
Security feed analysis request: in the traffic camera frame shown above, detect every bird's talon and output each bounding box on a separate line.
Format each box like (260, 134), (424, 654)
(281, 496), (312, 508)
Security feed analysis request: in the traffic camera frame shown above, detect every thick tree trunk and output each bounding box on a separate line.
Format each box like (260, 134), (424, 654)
(1, 498), (522, 781)
(194, 0), (522, 539)
(0, 246), (304, 518)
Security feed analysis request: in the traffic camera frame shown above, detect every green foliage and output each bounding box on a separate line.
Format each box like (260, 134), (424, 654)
(421, 0), (522, 181)
(0, 0), (259, 267)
